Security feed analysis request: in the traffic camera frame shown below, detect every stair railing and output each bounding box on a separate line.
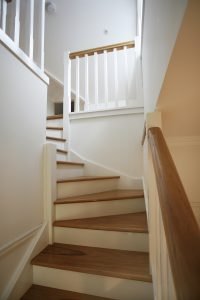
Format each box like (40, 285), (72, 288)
(144, 113), (200, 299)
(64, 41), (141, 114)
(0, 0), (47, 80)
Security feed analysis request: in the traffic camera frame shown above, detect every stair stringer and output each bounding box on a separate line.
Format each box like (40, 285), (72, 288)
(69, 149), (143, 189)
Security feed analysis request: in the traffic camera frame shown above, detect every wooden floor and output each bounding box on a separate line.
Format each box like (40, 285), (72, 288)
(21, 285), (113, 300)
(55, 189), (144, 204)
(31, 243), (152, 282)
(53, 213), (148, 233)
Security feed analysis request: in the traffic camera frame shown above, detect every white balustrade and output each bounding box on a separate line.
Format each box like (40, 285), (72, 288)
(65, 42), (136, 114)
(75, 56), (80, 112)
(0, 0), (46, 76)
(84, 54), (89, 110)
(103, 50), (108, 106)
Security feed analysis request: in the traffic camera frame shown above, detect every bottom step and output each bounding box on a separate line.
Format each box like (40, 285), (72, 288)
(21, 284), (112, 299)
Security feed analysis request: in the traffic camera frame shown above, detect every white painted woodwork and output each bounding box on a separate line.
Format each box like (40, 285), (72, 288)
(103, 50), (108, 106)
(46, 129), (63, 139)
(57, 178), (119, 199)
(33, 266), (153, 300)
(75, 56), (80, 112)
(54, 227), (148, 252)
(84, 54), (89, 110)
(14, 0), (20, 46)
(46, 118), (63, 127)
(55, 198), (145, 220)
(56, 152), (68, 161)
(123, 46), (129, 104)
(113, 48), (119, 107)
(28, 0), (34, 60)
(46, 139), (66, 150)
(56, 164), (84, 180)
(1, 0), (7, 32)
(39, 0), (45, 71)
(94, 51), (98, 106)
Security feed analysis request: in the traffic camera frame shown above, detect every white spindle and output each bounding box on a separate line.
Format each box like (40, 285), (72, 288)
(40, 0), (45, 71)
(123, 46), (129, 105)
(103, 50), (108, 106)
(84, 54), (89, 110)
(94, 52), (98, 107)
(75, 56), (80, 112)
(113, 48), (119, 107)
(14, 0), (20, 46)
(68, 57), (71, 113)
(63, 51), (71, 142)
(28, 0), (34, 60)
(2, 0), (7, 32)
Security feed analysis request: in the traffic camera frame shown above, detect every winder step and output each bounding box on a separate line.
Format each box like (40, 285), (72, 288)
(46, 136), (66, 142)
(46, 126), (63, 130)
(57, 160), (84, 166)
(21, 284), (113, 300)
(57, 149), (68, 154)
(47, 114), (63, 120)
(57, 176), (120, 184)
(54, 189), (143, 204)
(31, 243), (152, 282)
(53, 212), (148, 233)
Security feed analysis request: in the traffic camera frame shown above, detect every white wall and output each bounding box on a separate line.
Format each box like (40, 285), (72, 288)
(45, 0), (136, 83)
(0, 44), (47, 298)
(142, 0), (187, 114)
(70, 111), (144, 178)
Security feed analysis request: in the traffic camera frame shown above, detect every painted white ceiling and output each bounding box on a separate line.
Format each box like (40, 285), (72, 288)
(44, 0), (136, 82)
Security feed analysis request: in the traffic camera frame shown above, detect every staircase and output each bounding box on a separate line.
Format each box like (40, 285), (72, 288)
(21, 114), (153, 300)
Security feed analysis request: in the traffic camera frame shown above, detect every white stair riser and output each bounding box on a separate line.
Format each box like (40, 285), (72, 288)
(56, 165), (84, 180)
(54, 227), (148, 252)
(55, 198), (145, 220)
(46, 119), (63, 127)
(46, 140), (66, 150)
(57, 179), (119, 198)
(46, 129), (63, 139)
(33, 267), (153, 300)
(56, 153), (68, 161)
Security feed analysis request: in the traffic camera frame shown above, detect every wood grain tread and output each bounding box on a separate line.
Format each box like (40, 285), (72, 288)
(57, 160), (85, 167)
(46, 126), (63, 130)
(31, 243), (152, 282)
(55, 189), (144, 204)
(57, 149), (68, 154)
(57, 176), (120, 184)
(21, 285), (112, 300)
(53, 212), (148, 233)
(47, 114), (63, 120)
(46, 136), (66, 142)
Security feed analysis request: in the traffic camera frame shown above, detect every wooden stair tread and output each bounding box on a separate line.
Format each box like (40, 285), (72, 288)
(57, 160), (84, 166)
(57, 176), (120, 184)
(21, 284), (112, 300)
(57, 149), (68, 154)
(31, 243), (152, 282)
(46, 136), (66, 142)
(47, 114), (63, 120)
(46, 126), (63, 130)
(54, 212), (148, 233)
(55, 189), (144, 204)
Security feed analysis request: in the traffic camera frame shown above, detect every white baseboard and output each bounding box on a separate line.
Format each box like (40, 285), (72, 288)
(1, 222), (48, 300)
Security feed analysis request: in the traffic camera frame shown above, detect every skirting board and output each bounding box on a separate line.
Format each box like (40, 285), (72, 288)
(69, 149), (143, 189)
(1, 222), (47, 300)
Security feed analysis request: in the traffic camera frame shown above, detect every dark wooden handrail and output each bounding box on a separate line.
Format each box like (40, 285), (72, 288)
(148, 127), (200, 300)
(69, 41), (135, 59)
(141, 122), (146, 146)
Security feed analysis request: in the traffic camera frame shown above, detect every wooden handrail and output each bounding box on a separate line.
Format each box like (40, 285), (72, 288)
(69, 41), (135, 59)
(141, 122), (146, 146)
(148, 127), (200, 300)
